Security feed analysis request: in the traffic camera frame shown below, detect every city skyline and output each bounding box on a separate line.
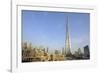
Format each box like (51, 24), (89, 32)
(22, 10), (90, 53)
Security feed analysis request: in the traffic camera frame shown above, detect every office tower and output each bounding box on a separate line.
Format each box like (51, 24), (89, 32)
(47, 47), (49, 53)
(62, 48), (64, 55)
(84, 45), (90, 59)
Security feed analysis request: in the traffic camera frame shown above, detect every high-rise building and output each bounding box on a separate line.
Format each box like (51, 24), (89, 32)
(47, 47), (49, 53)
(62, 48), (64, 55)
(84, 45), (90, 59)
(22, 42), (27, 49)
(65, 17), (72, 56)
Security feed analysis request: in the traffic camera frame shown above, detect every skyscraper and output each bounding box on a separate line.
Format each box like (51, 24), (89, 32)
(65, 17), (72, 56)
(84, 45), (90, 59)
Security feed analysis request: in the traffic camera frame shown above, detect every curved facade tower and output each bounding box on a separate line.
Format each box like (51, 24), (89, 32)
(65, 17), (72, 56)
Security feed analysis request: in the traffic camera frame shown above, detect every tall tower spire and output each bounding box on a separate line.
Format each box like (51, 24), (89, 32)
(65, 17), (71, 56)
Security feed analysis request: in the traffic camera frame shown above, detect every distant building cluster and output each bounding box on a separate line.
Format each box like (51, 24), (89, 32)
(22, 42), (65, 62)
(22, 42), (90, 62)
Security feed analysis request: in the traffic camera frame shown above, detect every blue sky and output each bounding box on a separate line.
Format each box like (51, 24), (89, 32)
(22, 10), (90, 53)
